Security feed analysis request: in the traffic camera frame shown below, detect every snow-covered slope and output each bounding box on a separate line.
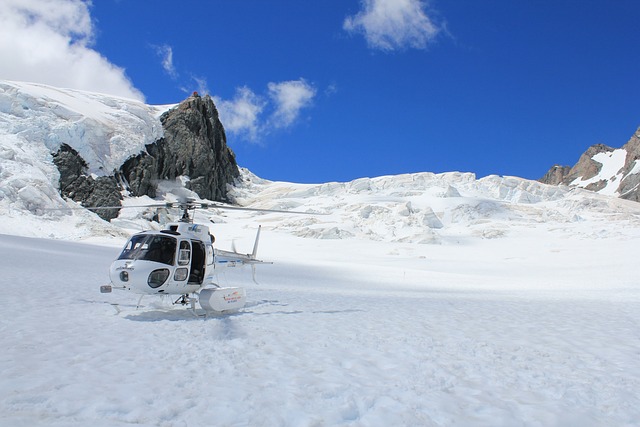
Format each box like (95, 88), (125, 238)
(231, 169), (640, 244)
(0, 80), (168, 174)
(1, 197), (639, 426)
(0, 80), (172, 236)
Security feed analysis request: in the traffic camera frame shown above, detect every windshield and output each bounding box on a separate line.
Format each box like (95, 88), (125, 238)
(118, 234), (177, 265)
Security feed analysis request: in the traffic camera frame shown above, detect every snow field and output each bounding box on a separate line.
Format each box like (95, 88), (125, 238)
(1, 221), (639, 426)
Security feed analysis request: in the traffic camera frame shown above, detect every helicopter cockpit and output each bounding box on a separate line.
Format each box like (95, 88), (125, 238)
(118, 234), (176, 266)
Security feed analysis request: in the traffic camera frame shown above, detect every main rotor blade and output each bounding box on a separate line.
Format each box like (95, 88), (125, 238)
(45, 201), (325, 215)
(201, 203), (324, 215)
(44, 203), (171, 211)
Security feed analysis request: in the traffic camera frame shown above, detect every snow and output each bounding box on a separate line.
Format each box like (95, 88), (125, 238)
(0, 80), (172, 225)
(0, 80), (169, 175)
(1, 200), (639, 426)
(1, 80), (640, 426)
(2, 171), (640, 426)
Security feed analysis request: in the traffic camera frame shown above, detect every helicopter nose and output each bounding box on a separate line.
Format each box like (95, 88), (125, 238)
(110, 260), (171, 293)
(118, 270), (130, 282)
(109, 261), (135, 286)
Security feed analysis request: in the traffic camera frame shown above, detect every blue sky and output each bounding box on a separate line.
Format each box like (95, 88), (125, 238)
(1, 1), (639, 183)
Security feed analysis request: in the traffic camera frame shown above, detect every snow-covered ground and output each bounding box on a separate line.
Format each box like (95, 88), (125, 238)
(1, 170), (640, 427)
(1, 80), (640, 425)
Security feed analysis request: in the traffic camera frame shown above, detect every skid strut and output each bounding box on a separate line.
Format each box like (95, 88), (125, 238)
(175, 294), (198, 313)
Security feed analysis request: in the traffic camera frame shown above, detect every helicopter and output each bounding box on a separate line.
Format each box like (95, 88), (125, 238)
(91, 197), (315, 315)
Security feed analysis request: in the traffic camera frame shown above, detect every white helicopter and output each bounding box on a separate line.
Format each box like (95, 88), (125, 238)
(96, 198), (311, 315)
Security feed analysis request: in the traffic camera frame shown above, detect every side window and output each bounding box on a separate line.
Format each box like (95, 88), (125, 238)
(178, 241), (191, 266)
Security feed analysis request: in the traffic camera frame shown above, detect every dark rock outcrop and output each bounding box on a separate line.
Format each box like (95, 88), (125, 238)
(540, 144), (614, 188)
(540, 127), (640, 201)
(539, 165), (571, 186)
(618, 129), (640, 202)
(120, 149), (158, 198)
(52, 94), (240, 221)
(52, 144), (122, 221)
(119, 94), (239, 201)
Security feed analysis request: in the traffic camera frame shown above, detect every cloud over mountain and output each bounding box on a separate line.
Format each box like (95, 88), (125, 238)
(214, 79), (316, 143)
(153, 43), (178, 80)
(214, 87), (266, 142)
(0, 0), (143, 101)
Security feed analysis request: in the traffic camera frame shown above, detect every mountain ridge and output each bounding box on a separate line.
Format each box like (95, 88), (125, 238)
(0, 80), (239, 220)
(2, 80), (640, 243)
(540, 126), (640, 201)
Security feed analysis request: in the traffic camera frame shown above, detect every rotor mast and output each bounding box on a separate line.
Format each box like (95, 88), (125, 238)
(177, 199), (197, 223)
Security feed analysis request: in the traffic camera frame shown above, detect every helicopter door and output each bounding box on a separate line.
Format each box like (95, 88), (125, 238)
(188, 240), (206, 285)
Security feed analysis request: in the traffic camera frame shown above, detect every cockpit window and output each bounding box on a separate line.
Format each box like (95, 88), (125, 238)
(118, 234), (177, 265)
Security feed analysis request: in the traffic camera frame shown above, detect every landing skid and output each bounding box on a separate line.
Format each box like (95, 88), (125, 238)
(104, 287), (247, 317)
(174, 293), (199, 317)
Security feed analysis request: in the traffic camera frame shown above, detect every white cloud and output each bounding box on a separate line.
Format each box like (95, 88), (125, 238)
(325, 82), (338, 97)
(0, 0), (144, 101)
(343, 0), (440, 51)
(267, 79), (316, 129)
(154, 44), (177, 79)
(214, 87), (266, 142)
(213, 79), (316, 143)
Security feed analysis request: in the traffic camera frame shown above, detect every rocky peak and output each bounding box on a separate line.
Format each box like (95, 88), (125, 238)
(120, 93), (240, 201)
(616, 128), (640, 201)
(539, 165), (571, 186)
(558, 143), (615, 192)
(621, 128), (640, 170)
(54, 93), (240, 220)
(540, 127), (640, 201)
